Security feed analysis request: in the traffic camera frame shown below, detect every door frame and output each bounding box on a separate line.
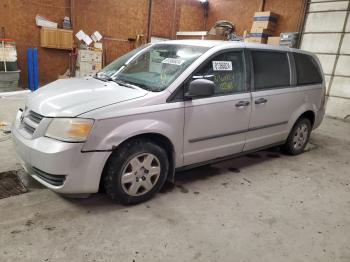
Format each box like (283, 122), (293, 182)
(166, 48), (252, 103)
(179, 48), (252, 166)
(245, 48), (297, 91)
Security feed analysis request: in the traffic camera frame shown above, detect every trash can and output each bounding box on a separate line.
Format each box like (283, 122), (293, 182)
(0, 70), (20, 89)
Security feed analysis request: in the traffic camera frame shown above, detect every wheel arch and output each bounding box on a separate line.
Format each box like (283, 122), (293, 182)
(99, 132), (176, 191)
(288, 105), (316, 133)
(298, 110), (315, 127)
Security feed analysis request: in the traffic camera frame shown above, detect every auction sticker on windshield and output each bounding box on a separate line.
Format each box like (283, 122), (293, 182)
(162, 58), (185, 66)
(212, 61), (233, 71)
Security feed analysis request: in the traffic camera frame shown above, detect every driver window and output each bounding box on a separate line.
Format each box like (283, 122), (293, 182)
(189, 51), (245, 96)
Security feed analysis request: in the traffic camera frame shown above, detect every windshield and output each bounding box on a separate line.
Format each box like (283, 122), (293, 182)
(96, 44), (209, 92)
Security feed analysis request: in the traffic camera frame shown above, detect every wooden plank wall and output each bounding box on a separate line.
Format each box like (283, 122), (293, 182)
(0, 0), (303, 88)
(73, 0), (149, 65)
(207, 0), (304, 36)
(0, 0), (71, 87)
(151, 0), (205, 39)
(73, 0), (204, 65)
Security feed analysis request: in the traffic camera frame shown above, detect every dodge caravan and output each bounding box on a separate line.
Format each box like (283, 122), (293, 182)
(12, 40), (325, 204)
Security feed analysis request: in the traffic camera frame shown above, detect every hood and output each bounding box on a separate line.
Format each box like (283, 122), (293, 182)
(26, 77), (148, 117)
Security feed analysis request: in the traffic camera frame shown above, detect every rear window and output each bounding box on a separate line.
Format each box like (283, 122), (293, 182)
(252, 51), (290, 90)
(293, 53), (323, 85)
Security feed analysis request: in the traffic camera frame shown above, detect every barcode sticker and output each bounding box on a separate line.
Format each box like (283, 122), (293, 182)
(212, 61), (232, 71)
(162, 58), (185, 65)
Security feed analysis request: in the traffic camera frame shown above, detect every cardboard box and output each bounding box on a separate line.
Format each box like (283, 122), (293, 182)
(251, 11), (278, 32)
(267, 36), (280, 45)
(77, 62), (102, 77)
(249, 28), (271, 42)
(250, 28), (273, 35)
(76, 49), (103, 77)
(253, 11), (279, 21)
(78, 50), (102, 63)
(244, 37), (267, 44)
(251, 21), (276, 32)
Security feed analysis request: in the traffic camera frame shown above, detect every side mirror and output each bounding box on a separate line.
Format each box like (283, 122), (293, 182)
(185, 79), (215, 99)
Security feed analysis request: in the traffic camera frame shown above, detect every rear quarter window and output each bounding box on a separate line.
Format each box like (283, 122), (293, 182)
(293, 53), (323, 85)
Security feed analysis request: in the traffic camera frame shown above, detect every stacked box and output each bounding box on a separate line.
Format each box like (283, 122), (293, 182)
(280, 32), (299, 48)
(245, 36), (267, 44)
(267, 36), (280, 45)
(251, 11), (278, 31)
(246, 28), (271, 43)
(245, 11), (279, 44)
(76, 50), (102, 77)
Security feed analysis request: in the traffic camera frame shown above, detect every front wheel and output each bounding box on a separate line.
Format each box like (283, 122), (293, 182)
(283, 118), (311, 155)
(104, 139), (169, 205)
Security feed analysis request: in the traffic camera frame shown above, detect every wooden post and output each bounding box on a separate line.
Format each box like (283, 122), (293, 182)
(147, 0), (153, 43)
(259, 0), (265, 12)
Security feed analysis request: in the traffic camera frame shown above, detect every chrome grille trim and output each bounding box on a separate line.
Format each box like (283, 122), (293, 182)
(28, 111), (43, 124)
(22, 110), (44, 136)
(23, 122), (36, 134)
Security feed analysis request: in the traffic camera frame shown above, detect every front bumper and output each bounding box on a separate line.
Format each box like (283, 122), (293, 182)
(12, 111), (110, 194)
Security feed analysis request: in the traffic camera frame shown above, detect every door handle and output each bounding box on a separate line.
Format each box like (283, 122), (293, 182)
(255, 98), (268, 104)
(235, 101), (250, 107)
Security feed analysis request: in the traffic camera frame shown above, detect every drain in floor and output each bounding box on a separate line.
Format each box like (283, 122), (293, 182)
(0, 171), (28, 199)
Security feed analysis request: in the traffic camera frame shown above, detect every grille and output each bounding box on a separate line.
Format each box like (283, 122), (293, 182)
(23, 122), (36, 134)
(32, 167), (66, 186)
(22, 110), (43, 135)
(28, 111), (43, 124)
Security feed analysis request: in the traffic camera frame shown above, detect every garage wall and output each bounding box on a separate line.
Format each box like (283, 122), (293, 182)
(73, 0), (204, 65)
(300, 0), (350, 119)
(151, 0), (205, 39)
(73, 0), (149, 65)
(0, 0), (71, 87)
(1, 0), (310, 89)
(0, 0), (203, 87)
(207, 0), (304, 35)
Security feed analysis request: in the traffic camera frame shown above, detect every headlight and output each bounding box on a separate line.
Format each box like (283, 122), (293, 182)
(45, 118), (94, 142)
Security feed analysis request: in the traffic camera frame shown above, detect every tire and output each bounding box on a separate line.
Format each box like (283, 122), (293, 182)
(283, 118), (312, 155)
(104, 139), (169, 205)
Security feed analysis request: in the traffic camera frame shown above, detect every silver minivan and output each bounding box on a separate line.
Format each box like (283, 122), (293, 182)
(12, 40), (325, 204)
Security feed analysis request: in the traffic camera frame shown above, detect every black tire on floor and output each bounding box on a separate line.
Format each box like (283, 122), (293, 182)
(103, 139), (169, 205)
(283, 118), (312, 155)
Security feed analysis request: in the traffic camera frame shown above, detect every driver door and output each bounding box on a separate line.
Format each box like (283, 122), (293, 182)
(183, 50), (252, 166)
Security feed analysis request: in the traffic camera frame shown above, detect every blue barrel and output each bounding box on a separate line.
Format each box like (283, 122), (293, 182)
(33, 48), (39, 90)
(26, 48), (34, 91)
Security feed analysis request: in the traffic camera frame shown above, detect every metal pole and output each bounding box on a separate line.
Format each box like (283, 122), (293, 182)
(2, 40), (6, 72)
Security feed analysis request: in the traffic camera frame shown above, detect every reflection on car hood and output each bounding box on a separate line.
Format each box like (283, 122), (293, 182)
(26, 77), (148, 117)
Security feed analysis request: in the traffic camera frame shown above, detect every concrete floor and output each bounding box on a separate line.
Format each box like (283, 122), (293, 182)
(0, 94), (26, 173)
(0, 95), (350, 262)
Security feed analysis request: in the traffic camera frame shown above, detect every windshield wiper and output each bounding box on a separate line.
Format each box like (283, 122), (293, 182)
(99, 76), (152, 91)
(93, 75), (108, 82)
(112, 79), (138, 89)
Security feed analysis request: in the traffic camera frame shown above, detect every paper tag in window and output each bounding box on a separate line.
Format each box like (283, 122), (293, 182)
(162, 58), (185, 66)
(212, 61), (232, 71)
